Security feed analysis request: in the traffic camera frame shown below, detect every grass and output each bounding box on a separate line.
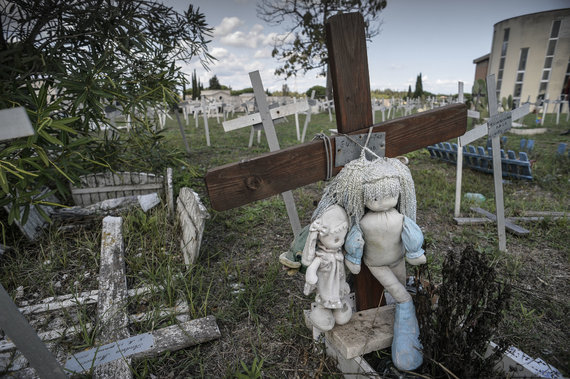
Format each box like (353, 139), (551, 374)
(0, 104), (568, 377)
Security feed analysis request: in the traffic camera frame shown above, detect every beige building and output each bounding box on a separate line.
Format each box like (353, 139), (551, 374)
(483, 8), (570, 107)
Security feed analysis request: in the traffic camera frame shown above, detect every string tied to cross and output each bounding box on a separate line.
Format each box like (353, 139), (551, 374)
(313, 133), (333, 180)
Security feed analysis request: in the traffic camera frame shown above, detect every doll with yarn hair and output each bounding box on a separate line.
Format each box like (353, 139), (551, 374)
(302, 205), (352, 332)
(312, 154), (425, 371)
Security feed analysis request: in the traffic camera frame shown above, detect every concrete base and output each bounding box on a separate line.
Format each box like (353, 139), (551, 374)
(326, 306), (395, 360)
(305, 305), (395, 360)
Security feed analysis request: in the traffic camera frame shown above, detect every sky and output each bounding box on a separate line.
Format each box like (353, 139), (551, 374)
(172, 0), (569, 95)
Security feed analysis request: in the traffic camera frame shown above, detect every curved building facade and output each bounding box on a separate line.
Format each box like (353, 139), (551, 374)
(486, 8), (570, 107)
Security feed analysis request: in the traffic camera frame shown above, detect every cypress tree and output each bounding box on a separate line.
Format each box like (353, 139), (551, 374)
(413, 73), (423, 98)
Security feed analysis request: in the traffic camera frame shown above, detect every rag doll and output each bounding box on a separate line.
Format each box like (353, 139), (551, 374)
(301, 205), (352, 332)
(313, 155), (425, 371)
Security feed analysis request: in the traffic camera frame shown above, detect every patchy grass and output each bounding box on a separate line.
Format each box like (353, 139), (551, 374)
(1, 106), (568, 377)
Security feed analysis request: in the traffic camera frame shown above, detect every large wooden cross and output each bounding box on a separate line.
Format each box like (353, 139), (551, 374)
(205, 13), (466, 311)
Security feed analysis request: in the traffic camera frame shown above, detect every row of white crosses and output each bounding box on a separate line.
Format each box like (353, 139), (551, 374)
(454, 75), (530, 251)
(540, 94), (569, 125)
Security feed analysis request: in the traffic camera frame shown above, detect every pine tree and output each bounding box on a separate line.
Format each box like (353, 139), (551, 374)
(407, 85), (412, 99)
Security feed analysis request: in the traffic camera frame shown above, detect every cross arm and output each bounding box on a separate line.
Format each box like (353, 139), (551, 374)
(205, 103), (466, 211)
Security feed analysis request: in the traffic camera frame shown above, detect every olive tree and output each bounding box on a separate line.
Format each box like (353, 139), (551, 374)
(257, 0), (387, 99)
(0, 0), (212, 227)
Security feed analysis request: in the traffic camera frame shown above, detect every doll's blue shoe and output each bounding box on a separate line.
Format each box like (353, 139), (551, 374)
(392, 300), (423, 371)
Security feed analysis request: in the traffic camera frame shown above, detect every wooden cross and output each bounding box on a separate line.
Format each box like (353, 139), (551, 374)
(204, 12), (466, 311)
(455, 74), (530, 252)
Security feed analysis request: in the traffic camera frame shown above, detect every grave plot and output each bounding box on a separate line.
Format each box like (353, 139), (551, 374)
(0, 213), (219, 377)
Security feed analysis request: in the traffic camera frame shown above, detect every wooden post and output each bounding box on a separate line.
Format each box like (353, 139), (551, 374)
(300, 90), (315, 143)
(486, 75), (507, 252)
(294, 97), (301, 141)
(454, 81), (465, 217)
(175, 105), (191, 155)
(201, 97), (211, 146)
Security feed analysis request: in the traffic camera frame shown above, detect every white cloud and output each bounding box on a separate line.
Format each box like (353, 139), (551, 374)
(213, 17), (244, 37)
(211, 47), (229, 59)
(254, 49), (272, 59)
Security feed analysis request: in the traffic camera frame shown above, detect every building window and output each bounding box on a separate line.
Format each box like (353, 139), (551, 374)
(497, 28), (509, 99)
(562, 58), (570, 101)
(513, 48), (529, 105)
(539, 21), (560, 98)
(550, 20), (561, 38)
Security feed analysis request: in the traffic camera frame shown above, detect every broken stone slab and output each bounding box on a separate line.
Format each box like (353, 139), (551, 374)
(2, 189), (59, 241)
(176, 187), (209, 266)
(325, 305), (395, 360)
(17, 285), (162, 315)
(131, 315), (221, 360)
(94, 216), (131, 378)
(53, 193), (161, 221)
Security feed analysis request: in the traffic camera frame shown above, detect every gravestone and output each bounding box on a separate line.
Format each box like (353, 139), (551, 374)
(205, 12), (466, 312)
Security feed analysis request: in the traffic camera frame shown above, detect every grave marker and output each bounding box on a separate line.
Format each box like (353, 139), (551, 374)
(250, 70), (301, 236)
(205, 12), (467, 311)
(455, 74), (530, 251)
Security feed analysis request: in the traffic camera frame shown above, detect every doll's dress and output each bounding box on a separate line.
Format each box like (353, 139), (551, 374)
(311, 243), (350, 309)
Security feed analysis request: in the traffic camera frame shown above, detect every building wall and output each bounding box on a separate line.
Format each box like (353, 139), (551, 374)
(487, 8), (570, 106)
(474, 59), (489, 83)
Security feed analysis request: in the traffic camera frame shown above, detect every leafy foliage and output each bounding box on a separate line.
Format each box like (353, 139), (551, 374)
(208, 75), (222, 90)
(416, 246), (512, 378)
(257, 0), (387, 80)
(306, 85), (326, 98)
(0, 0), (212, 227)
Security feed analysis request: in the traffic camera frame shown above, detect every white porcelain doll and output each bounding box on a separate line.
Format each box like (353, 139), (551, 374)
(313, 155), (425, 371)
(301, 205), (352, 332)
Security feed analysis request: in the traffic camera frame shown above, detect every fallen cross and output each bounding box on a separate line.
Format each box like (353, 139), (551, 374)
(1, 216), (220, 377)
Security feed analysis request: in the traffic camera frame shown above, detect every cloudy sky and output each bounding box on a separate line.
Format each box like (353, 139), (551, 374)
(173, 0), (568, 95)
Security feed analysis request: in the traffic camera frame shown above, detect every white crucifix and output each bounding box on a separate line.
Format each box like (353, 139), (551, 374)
(454, 75), (530, 251)
(222, 71), (304, 236)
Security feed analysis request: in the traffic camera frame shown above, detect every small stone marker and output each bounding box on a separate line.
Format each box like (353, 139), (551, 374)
(177, 187), (209, 266)
(0, 106), (34, 140)
(66, 333), (154, 373)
